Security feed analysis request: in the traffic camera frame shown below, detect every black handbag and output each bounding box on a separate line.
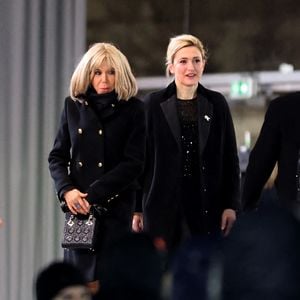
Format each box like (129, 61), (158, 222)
(61, 211), (98, 251)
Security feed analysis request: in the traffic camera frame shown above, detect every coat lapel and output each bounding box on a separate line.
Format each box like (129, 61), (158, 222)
(197, 95), (213, 155)
(160, 92), (213, 154)
(160, 95), (182, 150)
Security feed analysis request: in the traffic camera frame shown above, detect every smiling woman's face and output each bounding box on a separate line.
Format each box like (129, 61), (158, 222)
(169, 46), (205, 90)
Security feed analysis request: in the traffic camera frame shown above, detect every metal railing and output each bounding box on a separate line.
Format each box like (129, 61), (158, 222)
(137, 70), (300, 101)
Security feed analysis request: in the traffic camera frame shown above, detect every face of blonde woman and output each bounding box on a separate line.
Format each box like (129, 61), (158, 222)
(91, 62), (116, 94)
(169, 46), (205, 89)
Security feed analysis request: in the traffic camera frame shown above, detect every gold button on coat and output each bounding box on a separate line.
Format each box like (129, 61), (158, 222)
(78, 161), (83, 167)
(98, 162), (103, 168)
(98, 129), (103, 135)
(78, 128), (83, 134)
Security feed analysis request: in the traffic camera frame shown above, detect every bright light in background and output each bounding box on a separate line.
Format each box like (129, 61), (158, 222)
(230, 77), (255, 99)
(279, 63), (294, 74)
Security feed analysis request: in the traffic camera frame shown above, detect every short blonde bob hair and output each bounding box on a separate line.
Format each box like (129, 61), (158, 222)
(70, 43), (137, 101)
(165, 34), (208, 76)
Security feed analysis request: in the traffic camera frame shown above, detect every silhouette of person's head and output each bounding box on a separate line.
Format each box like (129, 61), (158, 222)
(35, 261), (91, 300)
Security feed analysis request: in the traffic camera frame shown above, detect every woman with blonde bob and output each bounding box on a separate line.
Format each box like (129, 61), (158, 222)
(70, 43), (137, 101)
(133, 34), (240, 253)
(48, 42), (145, 291)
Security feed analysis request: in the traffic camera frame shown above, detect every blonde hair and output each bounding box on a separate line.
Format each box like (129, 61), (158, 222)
(165, 34), (208, 76)
(70, 43), (137, 101)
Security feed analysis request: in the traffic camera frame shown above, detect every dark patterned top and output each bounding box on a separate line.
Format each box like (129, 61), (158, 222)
(176, 98), (199, 178)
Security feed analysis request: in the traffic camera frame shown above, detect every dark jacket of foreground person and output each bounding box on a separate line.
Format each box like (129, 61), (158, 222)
(242, 92), (300, 212)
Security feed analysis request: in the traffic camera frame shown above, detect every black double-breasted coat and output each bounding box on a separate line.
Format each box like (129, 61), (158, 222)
(242, 92), (300, 211)
(48, 92), (145, 281)
(140, 82), (240, 248)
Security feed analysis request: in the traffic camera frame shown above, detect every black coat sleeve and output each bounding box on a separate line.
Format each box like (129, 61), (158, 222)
(134, 94), (154, 212)
(48, 99), (76, 201)
(222, 99), (241, 211)
(242, 101), (280, 211)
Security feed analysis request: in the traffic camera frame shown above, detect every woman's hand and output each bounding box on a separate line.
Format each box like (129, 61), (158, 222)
(221, 208), (237, 236)
(64, 189), (90, 215)
(132, 212), (144, 232)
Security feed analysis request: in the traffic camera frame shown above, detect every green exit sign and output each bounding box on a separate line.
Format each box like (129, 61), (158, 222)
(230, 78), (255, 99)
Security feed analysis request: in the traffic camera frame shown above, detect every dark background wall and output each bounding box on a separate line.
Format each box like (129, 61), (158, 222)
(87, 0), (300, 76)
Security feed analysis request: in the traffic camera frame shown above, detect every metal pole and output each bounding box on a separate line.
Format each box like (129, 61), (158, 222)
(183, 0), (191, 33)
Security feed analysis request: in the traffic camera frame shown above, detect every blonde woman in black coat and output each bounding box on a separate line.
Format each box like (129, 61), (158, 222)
(48, 43), (145, 290)
(133, 34), (240, 251)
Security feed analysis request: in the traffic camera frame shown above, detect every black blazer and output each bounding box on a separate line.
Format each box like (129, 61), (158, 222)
(140, 82), (240, 245)
(242, 92), (300, 211)
(48, 95), (145, 221)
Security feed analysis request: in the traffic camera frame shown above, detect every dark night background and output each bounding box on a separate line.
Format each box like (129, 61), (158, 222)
(87, 0), (300, 76)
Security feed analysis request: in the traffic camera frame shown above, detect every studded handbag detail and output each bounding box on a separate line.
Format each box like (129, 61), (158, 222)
(61, 211), (98, 251)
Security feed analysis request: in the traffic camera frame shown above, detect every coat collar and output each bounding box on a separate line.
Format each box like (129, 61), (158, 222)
(77, 91), (119, 124)
(160, 83), (213, 155)
(75, 100), (101, 126)
(86, 90), (118, 121)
